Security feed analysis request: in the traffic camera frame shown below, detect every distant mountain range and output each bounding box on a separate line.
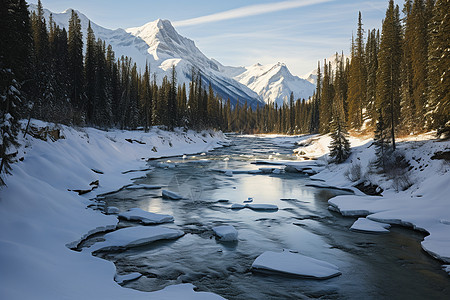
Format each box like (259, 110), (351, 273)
(30, 4), (316, 108)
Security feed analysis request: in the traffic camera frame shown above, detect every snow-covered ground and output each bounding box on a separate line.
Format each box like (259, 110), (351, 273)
(290, 132), (450, 272)
(0, 120), (227, 299)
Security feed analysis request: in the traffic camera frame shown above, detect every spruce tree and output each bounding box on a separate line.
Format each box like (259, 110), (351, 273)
(329, 54), (351, 164)
(85, 22), (96, 124)
(366, 29), (379, 128)
(0, 0), (31, 185)
(410, 0), (429, 131)
(401, 1), (416, 133)
(347, 12), (367, 129)
(374, 108), (392, 171)
(426, 0), (449, 136)
(168, 65), (177, 130)
(319, 60), (332, 133)
(376, 0), (402, 151)
(68, 10), (84, 122)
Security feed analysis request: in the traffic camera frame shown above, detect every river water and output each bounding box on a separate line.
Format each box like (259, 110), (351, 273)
(94, 134), (449, 299)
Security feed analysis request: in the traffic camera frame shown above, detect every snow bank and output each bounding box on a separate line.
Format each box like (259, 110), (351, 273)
(118, 208), (174, 224)
(212, 225), (238, 241)
(294, 132), (450, 265)
(0, 119), (226, 299)
(252, 249), (341, 279)
(350, 217), (391, 233)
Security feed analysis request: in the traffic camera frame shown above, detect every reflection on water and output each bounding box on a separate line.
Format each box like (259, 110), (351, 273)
(97, 135), (449, 299)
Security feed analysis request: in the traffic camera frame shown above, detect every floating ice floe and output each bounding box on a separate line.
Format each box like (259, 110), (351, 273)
(126, 184), (162, 190)
(212, 225), (238, 241)
(105, 206), (120, 215)
(162, 189), (183, 200)
(114, 272), (142, 284)
(252, 249), (341, 279)
(247, 204), (278, 211)
(231, 203), (245, 209)
(350, 217), (391, 233)
(88, 226), (184, 252)
(119, 208), (174, 224)
(231, 203), (278, 211)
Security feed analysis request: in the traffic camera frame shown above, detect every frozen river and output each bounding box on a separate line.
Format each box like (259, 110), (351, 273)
(93, 134), (449, 299)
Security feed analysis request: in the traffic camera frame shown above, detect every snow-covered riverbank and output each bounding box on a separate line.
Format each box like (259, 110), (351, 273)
(0, 120), (227, 299)
(291, 133), (450, 272)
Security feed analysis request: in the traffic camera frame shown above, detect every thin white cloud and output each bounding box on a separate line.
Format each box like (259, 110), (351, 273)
(173, 0), (334, 27)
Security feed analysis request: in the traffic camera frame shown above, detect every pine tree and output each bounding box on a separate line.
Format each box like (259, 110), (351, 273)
(309, 62), (321, 133)
(374, 108), (392, 171)
(347, 12), (367, 129)
(0, 0), (31, 184)
(68, 9), (84, 123)
(85, 21), (96, 124)
(376, 0), (402, 151)
(366, 29), (379, 128)
(426, 0), (449, 136)
(319, 60), (332, 132)
(401, 1), (416, 133)
(168, 65), (177, 130)
(329, 53), (351, 163)
(410, 0), (429, 131)
(329, 100), (351, 163)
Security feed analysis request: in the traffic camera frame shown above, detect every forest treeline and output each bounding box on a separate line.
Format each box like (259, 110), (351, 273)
(1, 0), (449, 182)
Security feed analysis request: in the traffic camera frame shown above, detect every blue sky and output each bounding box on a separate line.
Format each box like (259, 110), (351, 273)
(29, 0), (401, 76)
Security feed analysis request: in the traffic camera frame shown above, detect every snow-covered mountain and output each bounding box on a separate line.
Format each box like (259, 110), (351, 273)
(231, 62), (315, 106)
(30, 5), (262, 108)
(30, 4), (316, 107)
(302, 53), (348, 85)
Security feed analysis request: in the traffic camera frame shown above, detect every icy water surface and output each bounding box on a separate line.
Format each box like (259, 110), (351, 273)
(96, 134), (449, 299)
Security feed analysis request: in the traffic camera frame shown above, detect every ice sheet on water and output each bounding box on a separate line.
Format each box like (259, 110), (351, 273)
(162, 189), (183, 200)
(126, 184), (162, 190)
(88, 226), (184, 252)
(252, 249), (341, 279)
(350, 217), (391, 233)
(246, 204), (278, 211)
(230, 203), (278, 211)
(119, 208), (174, 224)
(212, 225), (238, 241)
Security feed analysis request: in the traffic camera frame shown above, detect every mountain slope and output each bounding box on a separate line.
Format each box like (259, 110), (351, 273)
(30, 5), (263, 109)
(233, 62), (315, 106)
(29, 4), (316, 108)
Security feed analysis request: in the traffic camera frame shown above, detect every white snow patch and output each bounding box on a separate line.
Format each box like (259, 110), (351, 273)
(350, 217), (391, 233)
(212, 225), (238, 242)
(0, 119), (226, 299)
(252, 249), (341, 279)
(88, 226), (184, 252)
(118, 208), (174, 224)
